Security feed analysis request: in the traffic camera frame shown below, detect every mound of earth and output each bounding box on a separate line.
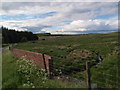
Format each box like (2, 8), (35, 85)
(67, 49), (92, 59)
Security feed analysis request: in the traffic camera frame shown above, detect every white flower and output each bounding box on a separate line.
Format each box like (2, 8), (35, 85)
(32, 86), (35, 88)
(30, 83), (33, 85)
(23, 84), (26, 86)
(42, 81), (45, 83)
(27, 81), (30, 84)
(57, 77), (60, 79)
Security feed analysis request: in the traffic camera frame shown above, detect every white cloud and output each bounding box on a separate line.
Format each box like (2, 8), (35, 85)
(57, 19), (118, 32)
(41, 18), (118, 34)
(1, 18), (117, 34)
(0, 2), (118, 34)
(1, 0), (119, 2)
(1, 2), (118, 17)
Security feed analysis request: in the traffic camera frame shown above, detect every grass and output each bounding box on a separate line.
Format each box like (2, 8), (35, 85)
(2, 49), (20, 88)
(91, 54), (120, 88)
(3, 32), (120, 88)
(13, 32), (119, 74)
(2, 49), (85, 88)
(14, 32), (118, 56)
(0, 51), (2, 90)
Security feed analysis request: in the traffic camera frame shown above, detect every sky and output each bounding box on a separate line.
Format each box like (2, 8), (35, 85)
(0, 2), (119, 34)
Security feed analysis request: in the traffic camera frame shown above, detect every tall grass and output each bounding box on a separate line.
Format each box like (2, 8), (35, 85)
(13, 32), (119, 81)
(2, 49), (19, 88)
(5, 32), (119, 88)
(2, 50), (84, 88)
(91, 54), (120, 88)
(0, 51), (2, 90)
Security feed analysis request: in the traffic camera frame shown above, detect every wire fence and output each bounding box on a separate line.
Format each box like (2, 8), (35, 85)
(50, 40), (119, 89)
(91, 64), (119, 88)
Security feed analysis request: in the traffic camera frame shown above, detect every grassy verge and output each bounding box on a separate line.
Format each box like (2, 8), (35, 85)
(2, 49), (20, 88)
(91, 54), (120, 88)
(0, 51), (2, 90)
(2, 49), (84, 88)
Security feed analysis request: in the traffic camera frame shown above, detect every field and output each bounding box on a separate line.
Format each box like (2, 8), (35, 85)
(2, 49), (84, 88)
(3, 32), (120, 88)
(14, 32), (119, 57)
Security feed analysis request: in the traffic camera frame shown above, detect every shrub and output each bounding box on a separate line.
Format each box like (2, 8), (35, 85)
(16, 57), (48, 88)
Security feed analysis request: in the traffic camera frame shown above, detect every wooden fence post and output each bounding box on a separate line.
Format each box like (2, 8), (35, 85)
(86, 61), (91, 90)
(48, 58), (53, 79)
(42, 54), (47, 73)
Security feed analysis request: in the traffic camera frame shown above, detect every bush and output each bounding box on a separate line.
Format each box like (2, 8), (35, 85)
(16, 57), (48, 88)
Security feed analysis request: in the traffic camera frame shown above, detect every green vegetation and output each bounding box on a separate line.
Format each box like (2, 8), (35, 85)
(2, 49), (19, 88)
(91, 54), (120, 88)
(36, 33), (51, 36)
(1, 26), (38, 44)
(0, 51), (2, 90)
(13, 32), (119, 74)
(91, 45), (120, 88)
(2, 49), (84, 88)
(3, 32), (120, 88)
(20, 37), (28, 42)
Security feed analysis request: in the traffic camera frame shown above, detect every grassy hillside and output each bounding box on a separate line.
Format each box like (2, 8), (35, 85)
(14, 32), (119, 56)
(9, 32), (120, 88)
(13, 32), (119, 70)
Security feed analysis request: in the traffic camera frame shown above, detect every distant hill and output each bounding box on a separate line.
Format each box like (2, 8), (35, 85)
(36, 33), (51, 36)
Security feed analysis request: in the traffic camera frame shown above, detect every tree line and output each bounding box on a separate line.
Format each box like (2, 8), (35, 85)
(1, 26), (38, 43)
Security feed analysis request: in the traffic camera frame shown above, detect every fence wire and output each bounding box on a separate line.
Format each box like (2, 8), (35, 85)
(91, 64), (119, 88)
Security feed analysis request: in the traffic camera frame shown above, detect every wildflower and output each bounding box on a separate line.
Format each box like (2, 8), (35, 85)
(23, 84), (26, 86)
(57, 77), (60, 79)
(27, 81), (30, 84)
(42, 81), (45, 83)
(55, 69), (58, 71)
(30, 83), (33, 86)
(27, 77), (29, 80)
(32, 86), (35, 88)
(44, 77), (47, 80)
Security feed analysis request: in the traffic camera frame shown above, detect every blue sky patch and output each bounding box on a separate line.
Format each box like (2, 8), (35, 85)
(62, 20), (72, 23)
(1, 14), (28, 20)
(1, 11), (57, 21)
(94, 14), (117, 19)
